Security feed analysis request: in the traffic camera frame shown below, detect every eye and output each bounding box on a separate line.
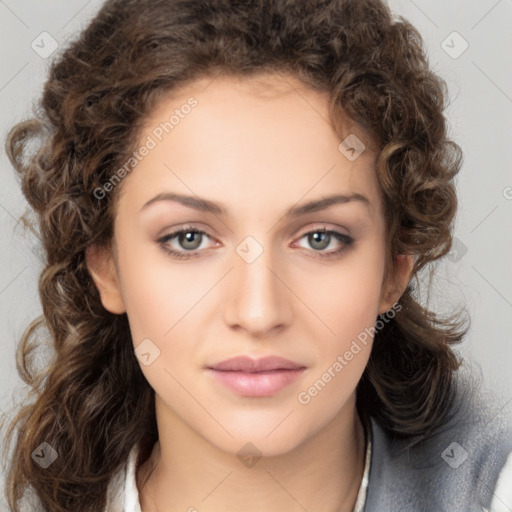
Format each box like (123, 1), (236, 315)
(157, 226), (216, 260)
(292, 228), (354, 259)
(157, 226), (354, 260)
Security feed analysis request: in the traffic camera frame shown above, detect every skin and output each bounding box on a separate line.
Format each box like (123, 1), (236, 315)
(86, 72), (414, 512)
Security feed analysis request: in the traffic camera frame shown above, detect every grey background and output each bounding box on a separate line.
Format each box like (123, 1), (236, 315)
(0, 0), (511, 508)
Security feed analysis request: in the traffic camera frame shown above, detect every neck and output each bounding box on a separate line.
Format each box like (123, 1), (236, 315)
(137, 396), (367, 512)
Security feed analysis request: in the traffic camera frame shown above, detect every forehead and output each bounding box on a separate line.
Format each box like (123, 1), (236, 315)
(117, 72), (383, 221)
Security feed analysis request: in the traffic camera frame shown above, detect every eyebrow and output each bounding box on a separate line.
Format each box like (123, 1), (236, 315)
(140, 192), (371, 218)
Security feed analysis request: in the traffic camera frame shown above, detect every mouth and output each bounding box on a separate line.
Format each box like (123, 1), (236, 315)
(206, 355), (306, 397)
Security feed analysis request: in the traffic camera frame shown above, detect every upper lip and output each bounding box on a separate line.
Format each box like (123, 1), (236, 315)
(207, 356), (306, 372)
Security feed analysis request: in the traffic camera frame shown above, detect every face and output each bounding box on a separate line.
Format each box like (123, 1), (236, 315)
(88, 72), (410, 456)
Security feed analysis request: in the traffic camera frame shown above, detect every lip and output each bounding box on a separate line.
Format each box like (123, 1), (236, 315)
(208, 355), (305, 372)
(206, 356), (306, 397)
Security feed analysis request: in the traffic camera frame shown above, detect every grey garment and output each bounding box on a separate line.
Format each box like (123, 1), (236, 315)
(363, 374), (512, 512)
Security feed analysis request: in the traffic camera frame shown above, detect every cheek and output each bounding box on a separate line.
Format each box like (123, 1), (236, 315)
(115, 215), (209, 334)
(295, 261), (382, 416)
(114, 236), (181, 344)
(116, 249), (198, 396)
(303, 241), (386, 342)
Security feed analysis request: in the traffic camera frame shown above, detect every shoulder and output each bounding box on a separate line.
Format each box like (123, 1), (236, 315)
(364, 371), (512, 512)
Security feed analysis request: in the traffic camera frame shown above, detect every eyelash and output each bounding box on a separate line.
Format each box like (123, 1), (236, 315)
(157, 225), (354, 260)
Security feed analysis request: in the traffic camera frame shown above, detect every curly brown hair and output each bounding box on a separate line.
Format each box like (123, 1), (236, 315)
(3, 0), (470, 510)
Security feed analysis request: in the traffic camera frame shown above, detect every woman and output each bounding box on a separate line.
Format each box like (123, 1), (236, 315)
(3, 0), (511, 511)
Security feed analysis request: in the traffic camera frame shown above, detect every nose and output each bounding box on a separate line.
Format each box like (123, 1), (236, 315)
(223, 241), (293, 338)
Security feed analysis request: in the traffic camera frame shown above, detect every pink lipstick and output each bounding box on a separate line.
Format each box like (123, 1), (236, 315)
(206, 355), (306, 397)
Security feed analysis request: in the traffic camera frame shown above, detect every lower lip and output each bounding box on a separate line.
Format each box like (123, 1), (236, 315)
(207, 368), (306, 397)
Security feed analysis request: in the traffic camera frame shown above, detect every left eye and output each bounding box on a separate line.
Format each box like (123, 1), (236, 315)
(157, 226), (353, 260)
(293, 228), (353, 255)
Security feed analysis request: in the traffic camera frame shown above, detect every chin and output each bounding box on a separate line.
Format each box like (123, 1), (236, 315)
(206, 427), (306, 459)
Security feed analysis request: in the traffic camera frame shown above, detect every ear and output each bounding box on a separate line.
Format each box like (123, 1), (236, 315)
(377, 254), (415, 315)
(85, 244), (126, 314)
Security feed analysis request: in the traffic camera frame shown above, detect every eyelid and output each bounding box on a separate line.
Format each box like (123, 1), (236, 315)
(157, 223), (349, 244)
(157, 225), (219, 248)
(292, 223), (350, 239)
